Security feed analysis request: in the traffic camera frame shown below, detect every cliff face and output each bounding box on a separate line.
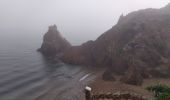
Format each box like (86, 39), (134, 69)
(61, 40), (95, 65)
(38, 25), (71, 56)
(39, 3), (170, 85)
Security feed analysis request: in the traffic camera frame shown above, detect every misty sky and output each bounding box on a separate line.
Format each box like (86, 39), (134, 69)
(0, 0), (170, 45)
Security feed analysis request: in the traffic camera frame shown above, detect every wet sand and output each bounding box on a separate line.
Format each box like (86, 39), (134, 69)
(30, 67), (102, 100)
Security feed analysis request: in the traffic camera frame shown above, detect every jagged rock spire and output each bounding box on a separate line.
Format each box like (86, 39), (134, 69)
(38, 25), (71, 56)
(117, 13), (124, 24)
(48, 25), (57, 31)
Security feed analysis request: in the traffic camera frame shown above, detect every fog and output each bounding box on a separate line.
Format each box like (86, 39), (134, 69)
(0, 0), (169, 45)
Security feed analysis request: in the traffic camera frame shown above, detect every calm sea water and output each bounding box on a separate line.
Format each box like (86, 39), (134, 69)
(0, 31), (95, 100)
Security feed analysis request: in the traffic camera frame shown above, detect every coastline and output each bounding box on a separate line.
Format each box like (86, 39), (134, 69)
(32, 66), (103, 100)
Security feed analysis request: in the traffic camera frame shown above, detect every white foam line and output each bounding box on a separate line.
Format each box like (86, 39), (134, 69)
(79, 74), (90, 82)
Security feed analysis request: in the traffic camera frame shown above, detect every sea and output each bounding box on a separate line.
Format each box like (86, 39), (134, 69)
(0, 30), (96, 100)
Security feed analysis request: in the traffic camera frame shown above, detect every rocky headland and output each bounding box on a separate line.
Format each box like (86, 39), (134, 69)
(38, 25), (71, 56)
(39, 3), (170, 86)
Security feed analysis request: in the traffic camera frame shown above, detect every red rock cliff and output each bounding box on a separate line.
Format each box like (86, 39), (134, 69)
(39, 3), (170, 85)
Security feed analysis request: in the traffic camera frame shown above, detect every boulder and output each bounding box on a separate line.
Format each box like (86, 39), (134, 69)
(120, 66), (143, 86)
(102, 70), (116, 81)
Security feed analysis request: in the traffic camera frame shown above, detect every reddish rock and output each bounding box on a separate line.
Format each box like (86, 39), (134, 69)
(120, 66), (143, 86)
(61, 40), (95, 65)
(38, 25), (71, 56)
(39, 3), (170, 85)
(102, 70), (116, 81)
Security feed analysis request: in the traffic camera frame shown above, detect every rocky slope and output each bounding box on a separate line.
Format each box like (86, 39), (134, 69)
(39, 3), (170, 85)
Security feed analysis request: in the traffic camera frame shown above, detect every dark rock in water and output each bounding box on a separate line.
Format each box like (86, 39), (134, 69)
(38, 25), (71, 56)
(39, 3), (170, 85)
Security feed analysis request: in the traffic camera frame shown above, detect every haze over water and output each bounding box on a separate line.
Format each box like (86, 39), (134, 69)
(0, 0), (170, 100)
(0, 32), (96, 100)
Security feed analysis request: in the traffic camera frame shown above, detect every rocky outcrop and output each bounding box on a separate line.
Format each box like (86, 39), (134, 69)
(102, 70), (116, 81)
(39, 3), (170, 85)
(120, 66), (143, 86)
(38, 25), (71, 56)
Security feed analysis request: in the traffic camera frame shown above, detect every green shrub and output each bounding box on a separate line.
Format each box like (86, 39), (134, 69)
(157, 93), (170, 100)
(146, 84), (170, 100)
